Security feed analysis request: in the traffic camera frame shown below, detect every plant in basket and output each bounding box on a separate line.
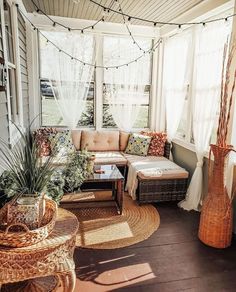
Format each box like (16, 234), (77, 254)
(0, 123), (57, 230)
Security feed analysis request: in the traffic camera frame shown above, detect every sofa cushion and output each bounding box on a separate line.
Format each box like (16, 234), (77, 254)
(141, 131), (167, 156)
(34, 127), (57, 157)
(137, 159), (189, 180)
(94, 152), (127, 166)
(49, 130), (75, 157)
(125, 133), (151, 156)
(71, 130), (82, 150)
(81, 130), (120, 151)
(119, 131), (130, 151)
(123, 152), (167, 165)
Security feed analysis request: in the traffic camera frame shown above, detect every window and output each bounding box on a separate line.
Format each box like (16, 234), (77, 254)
(39, 33), (95, 127)
(102, 35), (152, 129)
(40, 77), (95, 127)
(4, 0), (18, 124)
(39, 33), (153, 130)
(174, 10), (233, 145)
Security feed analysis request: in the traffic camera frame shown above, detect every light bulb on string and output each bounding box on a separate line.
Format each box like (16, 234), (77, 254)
(102, 8), (109, 17)
(33, 10), (39, 16)
(177, 24), (183, 34)
(224, 17), (231, 27)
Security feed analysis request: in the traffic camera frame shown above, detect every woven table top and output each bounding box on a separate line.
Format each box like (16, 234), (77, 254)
(0, 208), (79, 254)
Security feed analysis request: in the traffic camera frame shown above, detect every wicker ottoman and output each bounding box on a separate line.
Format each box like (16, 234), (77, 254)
(136, 168), (189, 204)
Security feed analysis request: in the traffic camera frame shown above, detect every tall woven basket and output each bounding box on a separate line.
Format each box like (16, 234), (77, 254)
(198, 144), (234, 248)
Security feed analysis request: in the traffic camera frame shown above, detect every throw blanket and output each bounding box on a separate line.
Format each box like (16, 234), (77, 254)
(126, 158), (185, 200)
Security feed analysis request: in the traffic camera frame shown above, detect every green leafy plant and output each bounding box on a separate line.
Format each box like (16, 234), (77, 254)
(0, 123), (56, 198)
(63, 150), (91, 193)
(0, 124), (92, 206)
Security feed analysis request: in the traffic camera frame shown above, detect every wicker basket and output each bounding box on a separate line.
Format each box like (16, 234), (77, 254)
(0, 199), (57, 247)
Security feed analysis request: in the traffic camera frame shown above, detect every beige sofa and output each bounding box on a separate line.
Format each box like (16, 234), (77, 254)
(69, 130), (189, 203)
(71, 130), (130, 167)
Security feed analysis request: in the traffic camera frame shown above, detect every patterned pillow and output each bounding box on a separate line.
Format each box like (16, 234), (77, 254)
(125, 133), (151, 156)
(50, 130), (76, 157)
(34, 128), (57, 157)
(141, 131), (167, 156)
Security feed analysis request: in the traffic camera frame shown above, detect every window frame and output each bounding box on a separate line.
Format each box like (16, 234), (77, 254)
(38, 32), (154, 131)
(0, 0), (24, 144)
(173, 9), (233, 153)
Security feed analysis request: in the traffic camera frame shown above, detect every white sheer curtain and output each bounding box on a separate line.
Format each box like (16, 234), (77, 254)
(163, 32), (191, 144)
(40, 31), (95, 129)
(179, 22), (231, 211)
(103, 36), (151, 131)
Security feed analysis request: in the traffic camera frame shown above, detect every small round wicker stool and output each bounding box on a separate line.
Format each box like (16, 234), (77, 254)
(0, 208), (79, 292)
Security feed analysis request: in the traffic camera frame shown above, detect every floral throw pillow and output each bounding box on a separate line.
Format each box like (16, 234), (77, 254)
(125, 133), (151, 156)
(34, 128), (57, 157)
(50, 130), (76, 157)
(141, 131), (167, 156)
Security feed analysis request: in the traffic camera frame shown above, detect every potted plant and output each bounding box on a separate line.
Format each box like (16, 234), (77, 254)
(0, 124), (56, 229)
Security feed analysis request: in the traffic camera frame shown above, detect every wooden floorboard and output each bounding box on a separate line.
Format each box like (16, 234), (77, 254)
(73, 201), (236, 292)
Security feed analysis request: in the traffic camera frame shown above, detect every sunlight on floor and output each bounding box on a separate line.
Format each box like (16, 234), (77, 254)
(76, 263), (155, 292)
(85, 221), (133, 245)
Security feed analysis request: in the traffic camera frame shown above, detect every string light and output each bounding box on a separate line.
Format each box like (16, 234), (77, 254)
(90, 0), (236, 27)
(17, 6), (162, 70)
(30, 0), (153, 56)
(31, 0), (104, 33)
(117, 0), (146, 53)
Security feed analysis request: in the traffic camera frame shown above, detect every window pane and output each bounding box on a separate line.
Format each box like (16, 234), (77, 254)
(102, 35), (152, 129)
(41, 79), (94, 127)
(177, 91), (189, 139)
(8, 68), (18, 122)
(39, 32), (95, 127)
(4, 1), (14, 63)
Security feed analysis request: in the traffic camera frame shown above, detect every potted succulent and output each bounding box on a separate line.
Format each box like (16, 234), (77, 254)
(0, 124), (56, 229)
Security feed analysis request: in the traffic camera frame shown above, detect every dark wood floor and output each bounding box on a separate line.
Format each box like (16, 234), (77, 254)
(73, 202), (236, 292)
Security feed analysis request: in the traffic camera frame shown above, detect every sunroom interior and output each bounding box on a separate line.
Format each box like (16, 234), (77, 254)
(1, 0), (236, 291)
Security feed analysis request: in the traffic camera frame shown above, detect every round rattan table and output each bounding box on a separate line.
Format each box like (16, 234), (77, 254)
(0, 208), (79, 292)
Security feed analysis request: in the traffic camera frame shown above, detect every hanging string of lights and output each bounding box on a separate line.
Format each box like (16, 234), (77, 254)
(17, 5), (162, 70)
(30, 0), (235, 32)
(30, 0), (149, 54)
(30, 0), (105, 32)
(90, 0), (236, 27)
(116, 0), (146, 53)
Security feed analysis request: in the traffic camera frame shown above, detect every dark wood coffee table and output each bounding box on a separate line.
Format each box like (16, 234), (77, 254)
(80, 164), (124, 214)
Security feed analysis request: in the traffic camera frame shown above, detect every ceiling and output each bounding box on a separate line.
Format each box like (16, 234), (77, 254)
(22, 0), (206, 27)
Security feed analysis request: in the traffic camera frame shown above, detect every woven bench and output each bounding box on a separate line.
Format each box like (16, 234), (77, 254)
(134, 154), (189, 204)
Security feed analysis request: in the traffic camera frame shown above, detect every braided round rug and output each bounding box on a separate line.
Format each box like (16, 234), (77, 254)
(71, 193), (160, 249)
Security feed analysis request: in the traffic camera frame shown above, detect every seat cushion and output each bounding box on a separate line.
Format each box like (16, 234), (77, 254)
(81, 130), (120, 151)
(123, 152), (166, 165)
(94, 152), (127, 166)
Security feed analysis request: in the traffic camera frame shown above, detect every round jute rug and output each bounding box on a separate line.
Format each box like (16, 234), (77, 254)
(72, 193), (160, 249)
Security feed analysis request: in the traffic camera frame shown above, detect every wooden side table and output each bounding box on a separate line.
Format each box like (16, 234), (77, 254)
(0, 208), (79, 292)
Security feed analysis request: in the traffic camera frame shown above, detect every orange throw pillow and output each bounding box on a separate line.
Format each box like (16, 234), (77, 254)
(141, 131), (167, 156)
